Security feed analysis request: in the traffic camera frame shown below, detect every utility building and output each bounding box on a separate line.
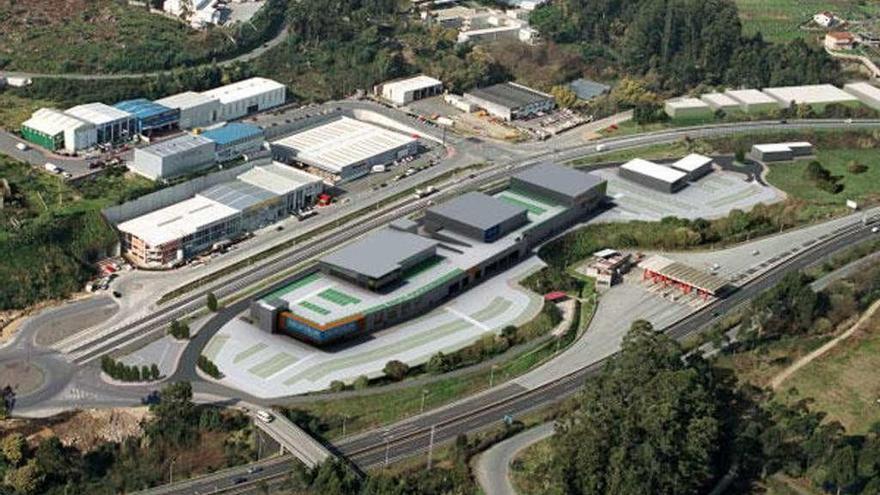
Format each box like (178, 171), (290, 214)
(155, 91), (221, 129)
(271, 117), (418, 183)
(424, 191), (528, 242)
(113, 99), (180, 135)
(380, 75), (443, 105)
(762, 84), (860, 109)
(510, 162), (607, 208)
(464, 82), (555, 121)
(668, 153), (714, 181)
(21, 108), (96, 153)
(201, 123), (265, 162)
(130, 134), (216, 180)
(750, 142), (814, 162)
(724, 89), (780, 114)
(664, 97), (713, 119)
(202, 77), (286, 121)
(65, 103), (135, 145)
(619, 158), (688, 193)
(699, 93), (741, 113)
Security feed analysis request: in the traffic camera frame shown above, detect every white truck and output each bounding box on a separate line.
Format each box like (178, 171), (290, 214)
(44, 163), (61, 174)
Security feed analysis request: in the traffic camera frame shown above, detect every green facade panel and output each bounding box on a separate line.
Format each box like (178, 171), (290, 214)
(21, 125), (62, 151)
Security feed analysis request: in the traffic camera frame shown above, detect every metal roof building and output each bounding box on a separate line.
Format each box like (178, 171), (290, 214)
(424, 191), (528, 242)
(65, 102), (135, 144)
(641, 255), (728, 296)
(201, 123), (266, 162)
(130, 134), (216, 180)
(381, 75), (443, 105)
(510, 163), (607, 207)
(669, 153), (714, 180)
(664, 97), (713, 119)
(114, 98), (180, 134)
(723, 89), (780, 114)
(750, 142), (814, 162)
(155, 91), (220, 129)
(271, 117), (418, 183)
(762, 84), (859, 107)
(202, 77), (286, 121)
(237, 162), (323, 195)
(320, 228), (440, 290)
(844, 82), (880, 110)
(21, 108), (96, 153)
(199, 180), (277, 212)
(568, 78), (610, 101)
(464, 82), (555, 121)
(117, 195), (239, 249)
(619, 158), (688, 193)
(699, 93), (741, 112)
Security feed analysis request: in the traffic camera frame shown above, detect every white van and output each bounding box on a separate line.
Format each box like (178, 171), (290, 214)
(256, 410), (274, 423)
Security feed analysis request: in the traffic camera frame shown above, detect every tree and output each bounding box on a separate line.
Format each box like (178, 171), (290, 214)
(426, 352), (451, 374)
(206, 292), (219, 312)
(550, 85), (578, 109)
(383, 360), (410, 381)
(1, 433), (26, 467)
(353, 375), (369, 390)
(150, 363), (161, 381)
(329, 380), (346, 393)
(168, 319), (190, 340)
(824, 445), (858, 495)
(3, 459), (44, 495)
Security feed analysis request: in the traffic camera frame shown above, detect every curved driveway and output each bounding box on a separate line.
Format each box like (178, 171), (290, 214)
(474, 423), (555, 495)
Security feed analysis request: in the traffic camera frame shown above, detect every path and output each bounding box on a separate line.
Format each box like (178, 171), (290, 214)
(473, 423), (555, 495)
(770, 298), (880, 390)
(0, 23), (288, 81)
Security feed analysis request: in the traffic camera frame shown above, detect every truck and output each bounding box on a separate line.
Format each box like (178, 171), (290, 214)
(15, 142), (28, 151)
(414, 186), (438, 199)
(44, 163), (61, 174)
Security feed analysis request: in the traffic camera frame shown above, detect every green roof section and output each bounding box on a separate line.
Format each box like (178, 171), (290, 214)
(318, 288), (362, 306)
(299, 300), (331, 316)
(266, 272), (321, 300)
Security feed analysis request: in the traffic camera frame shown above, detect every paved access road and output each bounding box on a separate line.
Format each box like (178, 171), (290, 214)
(474, 423), (555, 495)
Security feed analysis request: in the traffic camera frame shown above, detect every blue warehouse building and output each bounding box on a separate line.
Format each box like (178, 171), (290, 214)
(113, 98), (180, 135)
(201, 123), (266, 163)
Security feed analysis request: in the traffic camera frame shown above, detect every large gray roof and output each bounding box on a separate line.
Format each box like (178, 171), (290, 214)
(513, 163), (606, 200)
(321, 228), (439, 280)
(199, 180), (276, 212)
(428, 191), (527, 231)
(466, 83), (551, 110)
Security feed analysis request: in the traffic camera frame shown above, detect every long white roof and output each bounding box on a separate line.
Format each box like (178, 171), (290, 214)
(155, 91), (219, 110)
(202, 77), (285, 104)
(724, 89), (779, 105)
(700, 92), (740, 109)
(117, 195), (239, 247)
(666, 97), (710, 110)
(65, 103), (133, 126)
(621, 158), (687, 183)
(762, 84), (858, 105)
(671, 153), (713, 173)
(273, 117), (417, 173)
(237, 162), (323, 194)
(22, 108), (92, 135)
(384, 75), (443, 93)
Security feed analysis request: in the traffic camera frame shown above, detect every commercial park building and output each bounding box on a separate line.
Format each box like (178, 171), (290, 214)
(155, 91), (221, 129)
(21, 109), (96, 153)
(130, 134), (217, 181)
(65, 103), (135, 144)
(117, 162), (323, 267)
(271, 117), (418, 183)
(664, 98), (713, 119)
(202, 77), (286, 121)
(113, 99), (180, 135)
(618, 153), (714, 193)
(380, 75), (443, 106)
(250, 163), (607, 345)
(464, 82), (555, 121)
(201, 123), (265, 162)
(750, 142), (814, 163)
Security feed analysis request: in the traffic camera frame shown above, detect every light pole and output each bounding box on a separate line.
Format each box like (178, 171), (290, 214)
(420, 389), (428, 414)
(169, 457), (176, 484)
(384, 438), (391, 469)
(342, 415), (348, 437)
(489, 364), (498, 388)
(427, 425), (436, 471)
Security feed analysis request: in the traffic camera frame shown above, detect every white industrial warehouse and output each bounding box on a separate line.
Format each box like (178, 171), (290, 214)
(700, 93), (741, 113)
(381, 75), (443, 106)
(723, 89), (780, 114)
(619, 158), (689, 193)
(155, 91), (221, 129)
(65, 103), (135, 144)
(202, 77), (286, 121)
(21, 109), (97, 153)
(130, 134), (217, 180)
(669, 153), (714, 180)
(664, 97), (713, 119)
(118, 162), (323, 267)
(844, 82), (880, 110)
(271, 116), (418, 183)
(762, 84), (859, 107)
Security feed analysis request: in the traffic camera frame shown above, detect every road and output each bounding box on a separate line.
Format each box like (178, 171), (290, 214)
(474, 423), (555, 495)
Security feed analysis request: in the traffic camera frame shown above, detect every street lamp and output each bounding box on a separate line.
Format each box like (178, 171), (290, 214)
(420, 389), (428, 414)
(489, 364), (498, 388)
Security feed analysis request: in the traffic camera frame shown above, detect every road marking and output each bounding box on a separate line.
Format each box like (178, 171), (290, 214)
(445, 307), (490, 331)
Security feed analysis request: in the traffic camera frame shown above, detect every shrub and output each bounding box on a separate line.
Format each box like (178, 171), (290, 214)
(383, 360), (410, 381)
(329, 380), (347, 392)
(168, 319), (190, 340)
(206, 292), (219, 312)
(353, 375), (370, 390)
(197, 355), (223, 379)
(847, 161), (868, 174)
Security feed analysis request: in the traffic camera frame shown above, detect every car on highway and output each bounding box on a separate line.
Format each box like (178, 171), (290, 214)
(247, 466), (263, 474)
(256, 410), (274, 423)
(112, 290), (122, 298)
(873, 227), (879, 234)
(233, 477), (248, 485)
(15, 142), (28, 151)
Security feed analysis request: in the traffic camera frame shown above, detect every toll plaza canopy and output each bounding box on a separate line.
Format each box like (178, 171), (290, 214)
(640, 255), (728, 296)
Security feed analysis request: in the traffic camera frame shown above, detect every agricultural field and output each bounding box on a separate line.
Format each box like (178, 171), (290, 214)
(0, 0), (249, 73)
(735, 0), (880, 43)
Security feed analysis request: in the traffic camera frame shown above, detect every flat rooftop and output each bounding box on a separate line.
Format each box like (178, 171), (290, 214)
(762, 84), (859, 105)
(202, 77), (285, 104)
(321, 228), (439, 281)
(724, 89), (779, 105)
(512, 162), (605, 201)
(237, 162), (323, 195)
(666, 97), (711, 110)
(267, 187), (568, 327)
(621, 158), (688, 184)
(700, 93), (740, 109)
(65, 103), (133, 126)
(428, 191), (527, 232)
(273, 117), (417, 173)
(114, 99), (174, 120)
(198, 180), (277, 212)
(641, 255), (727, 295)
(384, 75), (443, 93)
(466, 82), (552, 110)
(117, 195), (239, 247)
(201, 123), (263, 146)
(155, 91), (218, 110)
(23, 108), (91, 134)
(671, 153), (713, 173)
(139, 134), (214, 158)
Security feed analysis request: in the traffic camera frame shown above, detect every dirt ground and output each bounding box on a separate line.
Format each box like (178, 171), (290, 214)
(12, 408), (152, 452)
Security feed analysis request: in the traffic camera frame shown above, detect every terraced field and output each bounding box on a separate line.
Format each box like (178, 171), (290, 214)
(735, 0), (880, 42)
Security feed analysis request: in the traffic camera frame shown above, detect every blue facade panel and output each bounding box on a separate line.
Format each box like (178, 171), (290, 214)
(113, 99), (180, 134)
(281, 317), (361, 344)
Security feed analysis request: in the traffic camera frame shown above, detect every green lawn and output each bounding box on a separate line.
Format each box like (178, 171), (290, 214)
(735, 0), (880, 43)
(778, 310), (880, 434)
(510, 435), (561, 495)
(765, 148), (880, 206)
